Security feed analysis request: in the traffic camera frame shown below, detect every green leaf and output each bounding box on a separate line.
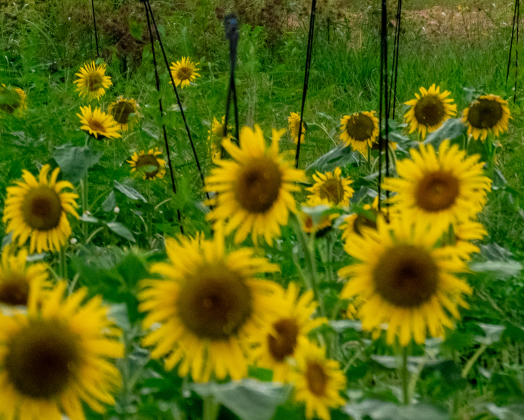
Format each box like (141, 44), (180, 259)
(344, 400), (449, 420)
(491, 373), (524, 399)
(114, 180), (147, 202)
(102, 191), (117, 212)
(191, 380), (289, 420)
(108, 303), (131, 331)
(106, 222), (136, 242)
(129, 18), (143, 40)
(329, 320), (363, 333)
(424, 118), (467, 147)
(53, 145), (103, 184)
(469, 261), (522, 279)
(80, 214), (99, 223)
(475, 323), (506, 345)
(486, 403), (524, 420)
(306, 146), (360, 174)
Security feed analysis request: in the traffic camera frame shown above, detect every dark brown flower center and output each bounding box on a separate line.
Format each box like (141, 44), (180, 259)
(177, 262), (253, 340)
(267, 318), (299, 362)
(88, 119), (107, 134)
(373, 245), (439, 308)
(0, 275), (30, 306)
(22, 186), (63, 231)
(235, 157), (282, 213)
(177, 66), (193, 81)
(345, 113), (376, 141)
(85, 73), (104, 92)
(4, 319), (81, 399)
(135, 154), (160, 179)
(414, 95), (446, 127)
(353, 210), (378, 236)
(305, 361), (328, 397)
(111, 101), (136, 125)
(467, 98), (503, 129)
(415, 170), (460, 212)
(319, 179), (345, 204)
(0, 87), (22, 114)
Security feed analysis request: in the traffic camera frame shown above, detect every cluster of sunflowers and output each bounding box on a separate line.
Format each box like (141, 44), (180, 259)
(0, 51), (509, 420)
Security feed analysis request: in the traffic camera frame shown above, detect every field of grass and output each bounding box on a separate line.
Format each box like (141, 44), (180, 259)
(1, 1), (524, 420)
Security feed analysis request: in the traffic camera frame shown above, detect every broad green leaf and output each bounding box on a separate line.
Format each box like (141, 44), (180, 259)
(102, 191), (117, 212)
(129, 18), (143, 40)
(306, 146), (360, 174)
(114, 180), (147, 202)
(469, 261), (522, 279)
(486, 403), (524, 420)
(344, 400), (449, 420)
(329, 320), (363, 333)
(475, 323), (506, 345)
(424, 118), (466, 147)
(54, 145), (103, 184)
(106, 222), (136, 242)
(191, 380), (289, 420)
(491, 373), (524, 399)
(108, 303), (131, 331)
(80, 214), (99, 223)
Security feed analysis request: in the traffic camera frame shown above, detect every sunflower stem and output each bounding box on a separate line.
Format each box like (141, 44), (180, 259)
(401, 345), (410, 405)
(82, 172), (89, 243)
(461, 343), (487, 379)
(59, 245), (68, 280)
(203, 395), (220, 420)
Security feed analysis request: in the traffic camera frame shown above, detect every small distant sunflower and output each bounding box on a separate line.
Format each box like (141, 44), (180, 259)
(462, 94), (511, 141)
(340, 199), (379, 241)
(73, 62), (112, 100)
(139, 229), (283, 382)
(208, 116), (233, 163)
(0, 281), (123, 420)
(288, 112), (306, 144)
(251, 283), (326, 382)
(3, 165), (79, 254)
(77, 105), (121, 140)
(383, 140), (492, 234)
(301, 211), (338, 235)
(339, 216), (471, 346)
(307, 167), (354, 207)
(290, 339), (346, 420)
(205, 126), (305, 245)
(340, 111), (379, 156)
(108, 97), (140, 131)
(453, 221), (487, 261)
(170, 57), (200, 88)
(0, 84), (27, 116)
(0, 246), (50, 308)
(128, 148), (166, 181)
(404, 84), (457, 139)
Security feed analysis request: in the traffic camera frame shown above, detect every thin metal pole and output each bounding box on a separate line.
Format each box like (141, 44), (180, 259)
(91, 0), (100, 57)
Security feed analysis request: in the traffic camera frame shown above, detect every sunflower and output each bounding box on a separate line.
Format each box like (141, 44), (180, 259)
(127, 148), (167, 181)
(462, 94), (511, 141)
(73, 62), (112, 100)
(340, 111), (379, 156)
(0, 84), (27, 116)
(251, 283), (326, 382)
(205, 126), (305, 245)
(453, 221), (487, 261)
(0, 246), (50, 309)
(290, 339), (346, 420)
(138, 229), (283, 382)
(289, 112), (306, 144)
(404, 84), (457, 139)
(301, 211), (338, 235)
(339, 216), (471, 346)
(170, 57), (200, 88)
(340, 200), (379, 241)
(108, 97), (140, 131)
(208, 116), (233, 163)
(3, 165), (79, 254)
(307, 167), (354, 207)
(383, 140), (492, 234)
(77, 105), (121, 140)
(0, 281), (123, 420)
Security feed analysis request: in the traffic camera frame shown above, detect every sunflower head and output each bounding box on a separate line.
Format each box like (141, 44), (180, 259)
(340, 111), (379, 155)
(77, 105), (122, 140)
(205, 126), (305, 245)
(3, 165), (79, 254)
(128, 148), (167, 181)
(0, 84), (27, 116)
(170, 57), (201, 88)
(0, 246), (50, 308)
(383, 140), (491, 234)
(300, 210), (339, 236)
(288, 112), (306, 144)
(404, 84), (457, 139)
(0, 281), (123, 420)
(108, 97), (140, 131)
(462, 94), (511, 141)
(339, 216), (472, 346)
(307, 167), (354, 207)
(290, 339), (346, 420)
(139, 228), (283, 382)
(73, 62), (112, 100)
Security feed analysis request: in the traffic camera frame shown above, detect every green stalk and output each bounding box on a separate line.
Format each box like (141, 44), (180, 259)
(401, 346), (410, 405)
(462, 344), (487, 379)
(203, 395), (220, 420)
(82, 172), (89, 243)
(59, 245), (68, 280)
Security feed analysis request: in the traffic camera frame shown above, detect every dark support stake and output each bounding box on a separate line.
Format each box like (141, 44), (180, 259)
(378, 0), (390, 214)
(295, 0), (317, 169)
(224, 14), (240, 146)
(91, 0), (100, 57)
(142, 0), (183, 233)
(144, 0), (210, 202)
(389, 0), (402, 116)
(507, 0), (520, 103)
